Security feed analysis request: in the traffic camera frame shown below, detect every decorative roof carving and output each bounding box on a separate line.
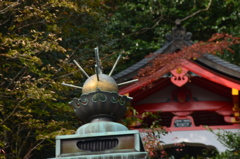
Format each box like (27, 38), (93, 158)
(171, 67), (189, 87)
(166, 19), (192, 42)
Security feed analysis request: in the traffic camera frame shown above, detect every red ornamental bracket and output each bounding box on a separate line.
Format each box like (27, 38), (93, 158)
(171, 67), (189, 87)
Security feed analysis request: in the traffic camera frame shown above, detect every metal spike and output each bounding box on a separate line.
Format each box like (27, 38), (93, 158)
(95, 64), (100, 81)
(117, 79), (139, 86)
(73, 60), (89, 78)
(109, 54), (122, 77)
(95, 47), (102, 74)
(61, 82), (82, 89)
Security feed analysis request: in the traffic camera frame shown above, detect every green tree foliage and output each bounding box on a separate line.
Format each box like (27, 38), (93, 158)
(0, 0), (239, 158)
(104, 0), (240, 67)
(0, 0), (115, 158)
(210, 129), (240, 159)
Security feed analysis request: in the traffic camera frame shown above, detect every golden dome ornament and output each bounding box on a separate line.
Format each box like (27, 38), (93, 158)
(82, 74), (118, 94)
(61, 47), (138, 123)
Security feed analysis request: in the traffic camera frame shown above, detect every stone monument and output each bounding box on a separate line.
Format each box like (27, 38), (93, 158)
(48, 47), (148, 159)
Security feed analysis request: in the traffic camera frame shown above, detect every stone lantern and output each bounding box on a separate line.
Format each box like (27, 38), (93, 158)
(48, 48), (148, 159)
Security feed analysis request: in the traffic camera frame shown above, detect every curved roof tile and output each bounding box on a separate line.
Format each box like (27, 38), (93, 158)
(113, 25), (240, 83)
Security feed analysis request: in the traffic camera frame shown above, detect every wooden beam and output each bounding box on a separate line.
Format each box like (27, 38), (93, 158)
(232, 88), (239, 111)
(182, 60), (240, 90)
(134, 101), (232, 114)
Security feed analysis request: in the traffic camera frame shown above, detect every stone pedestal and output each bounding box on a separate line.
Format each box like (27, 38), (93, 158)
(48, 129), (147, 159)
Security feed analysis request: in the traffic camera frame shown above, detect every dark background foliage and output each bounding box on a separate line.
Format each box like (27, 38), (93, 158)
(0, 0), (239, 158)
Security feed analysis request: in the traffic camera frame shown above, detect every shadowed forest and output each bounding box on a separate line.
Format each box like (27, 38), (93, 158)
(0, 0), (240, 158)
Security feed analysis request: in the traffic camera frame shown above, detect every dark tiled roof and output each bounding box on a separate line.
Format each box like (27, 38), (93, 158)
(113, 25), (240, 83)
(196, 54), (240, 80)
(112, 26), (193, 82)
(203, 54), (240, 73)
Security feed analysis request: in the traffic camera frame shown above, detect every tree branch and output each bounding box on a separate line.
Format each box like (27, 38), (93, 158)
(0, 0), (20, 14)
(6, 66), (28, 89)
(0, 98), (26, 125)
(180, 0), (212, 22)
(23, 139), (45, 159)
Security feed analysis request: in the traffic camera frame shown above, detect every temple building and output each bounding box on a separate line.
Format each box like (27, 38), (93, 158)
(113, 24), (240, 158)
